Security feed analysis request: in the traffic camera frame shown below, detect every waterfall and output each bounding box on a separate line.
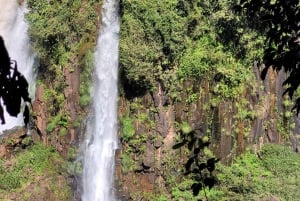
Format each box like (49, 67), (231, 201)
(81, 0), (120, 200)
(0, 0), (36, 132)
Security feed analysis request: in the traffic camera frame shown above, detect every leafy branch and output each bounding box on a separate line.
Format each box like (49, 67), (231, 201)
(173, 128), (219, 199)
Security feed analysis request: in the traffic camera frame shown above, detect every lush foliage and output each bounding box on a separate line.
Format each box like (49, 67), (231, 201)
(26, 0), (101, 133)
(236, 0), (300, 111)
(120, 0), (187, 94)
(119, 0), (272, 199)
(22, 1), (102, 198)
(0, 143), (71, 200)
(152, 144), (300, 201)
(27, 0), (100, 64)
(120, 0), (264, 102)
(119, 100), (152, 173)
(206, 144), (300, 200)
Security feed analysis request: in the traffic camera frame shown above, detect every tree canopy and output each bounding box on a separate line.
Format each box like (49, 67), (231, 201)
(236, 0), (300, 112)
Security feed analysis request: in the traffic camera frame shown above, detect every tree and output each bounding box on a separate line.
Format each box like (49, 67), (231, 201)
(0, 36), (31, 126)
(119, 0), (204, 97)
(235, 0), (300, 112)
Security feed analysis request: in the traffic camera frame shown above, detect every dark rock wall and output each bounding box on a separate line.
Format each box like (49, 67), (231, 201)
(117, 65), (299, 199)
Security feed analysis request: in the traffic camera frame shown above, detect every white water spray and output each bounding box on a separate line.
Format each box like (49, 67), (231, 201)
(82, 0), (120, 200)
(0, 0), (36, 132)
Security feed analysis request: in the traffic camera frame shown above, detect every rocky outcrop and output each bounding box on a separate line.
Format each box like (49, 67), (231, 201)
(117, 65), (299, 199)
(33, 84), (47, 144)
(0, 175), (69, 201)
(0, 127), (35, 159)
(0, 126), (71, 200)
(32, 62), (81, 156)
(63, 58), (80, 144)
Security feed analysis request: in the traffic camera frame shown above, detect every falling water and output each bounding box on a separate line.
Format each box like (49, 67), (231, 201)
(0, 0), (36, 132)
(81, 0), (119, 200)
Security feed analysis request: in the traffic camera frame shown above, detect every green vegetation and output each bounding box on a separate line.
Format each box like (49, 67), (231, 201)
(152, 144), (300, 201)
(0, 143), (71, 200)
(237, 0), (300, 111)
(119, 0), (299, 199)
(120, 0), (188, 91)
(119, 102), (151, 174)
(205, 144), (300, 200)
(120, 0), (263, 101)
(18, 0), (298, 200)
(26, 0), (102, 136)
(173, 124), (219, 198)
(120, 115), (135, 142)
(0, 1), (103, 199)
(121, 152), (136, 173)
(79, 50), (94, 107)
(46, 112), (69, 133)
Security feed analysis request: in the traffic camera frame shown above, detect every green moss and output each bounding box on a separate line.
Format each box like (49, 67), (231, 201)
(79, 50), (94, 107)
(181, 121), (192, 134)
(46, 112), (69, 133)
(209, 144), (300, 200)
(121, 153), (136, 174)
(120, 116), (135, 142)
(0, 143), (71, 199)
(59, 127), (68, 137)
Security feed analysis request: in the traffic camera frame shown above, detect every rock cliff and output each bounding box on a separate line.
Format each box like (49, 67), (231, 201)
(116, 65), (299, 200)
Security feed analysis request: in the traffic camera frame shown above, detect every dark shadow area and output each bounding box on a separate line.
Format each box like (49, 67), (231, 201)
(215, 18), (246, 59)
(0, 36), (31, 126)
(119, 66), (148, 100)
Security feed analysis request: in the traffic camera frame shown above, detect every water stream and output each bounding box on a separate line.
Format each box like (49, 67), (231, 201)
(0, 0), (36, 132)
(81, 0), (120, 200)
